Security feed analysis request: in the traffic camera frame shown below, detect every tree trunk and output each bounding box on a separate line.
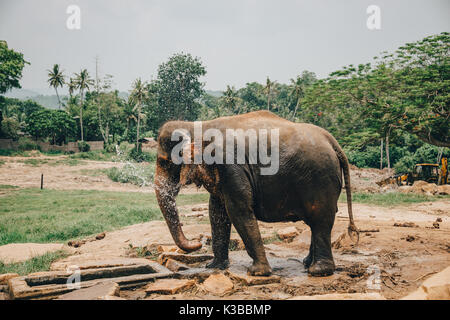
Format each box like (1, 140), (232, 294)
(55, 88), (61, 110)
(267, 88), (271, 110)
(380, 138), (383, 170)
(291, 98), (300, 121)
(385, 135), (390, 172)
(136, 104), (141, 150)
(80, 89), (84, 141)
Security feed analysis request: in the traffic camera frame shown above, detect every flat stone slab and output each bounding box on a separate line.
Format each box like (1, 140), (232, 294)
(51, 257), (154, 271)
(0, 243), (66, 264)
(56, 282), (120, 300)
(402, 266), (450, 300)
(289, 292), (385, 300)
(227, 271), (280, 286)
(0, 273), (19, 284)
(145, 279), (196, 295)
(165, 259), (189, 272)
(201, 273), (234, 296)
(158, 253), (213, 265)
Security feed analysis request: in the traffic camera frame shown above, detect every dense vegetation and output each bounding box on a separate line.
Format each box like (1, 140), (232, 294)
(0, 33), (448, 171)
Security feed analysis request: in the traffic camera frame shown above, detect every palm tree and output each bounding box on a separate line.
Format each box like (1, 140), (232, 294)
(47, 64), (65, 109)
(264, 77), (276, 111)
(130, 78), (148, 149)
(68, 78), (77, 99)
(74, 69), (94, 141)
(289, 76), (303, 121)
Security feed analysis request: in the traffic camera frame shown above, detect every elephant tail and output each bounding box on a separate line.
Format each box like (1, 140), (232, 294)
(335, 144), (360, 244)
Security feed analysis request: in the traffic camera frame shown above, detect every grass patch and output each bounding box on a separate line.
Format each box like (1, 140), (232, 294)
(69, 150), (116, 161)
(340, 191), (449, 207)
(0, 184), (19, 189)
(0, 159), (4, 167)
(0, 251), (68, 276)
(78, 168), (110, 177)
(0, 149), (31, 157)
(0, 188), (209, 246)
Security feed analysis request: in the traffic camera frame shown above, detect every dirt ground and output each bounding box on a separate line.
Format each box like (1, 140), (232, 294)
(1, 155), (449, 300)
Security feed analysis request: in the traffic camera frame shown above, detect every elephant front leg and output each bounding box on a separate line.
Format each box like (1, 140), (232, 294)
(223, 194), (272, 276)
(206, 195), (231, 270)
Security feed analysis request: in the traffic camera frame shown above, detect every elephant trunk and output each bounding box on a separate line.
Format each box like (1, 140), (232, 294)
(154, 165), (202, 253)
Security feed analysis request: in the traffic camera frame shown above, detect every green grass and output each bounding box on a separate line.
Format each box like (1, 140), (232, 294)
(340, 191), (449, 206)
(106, 163), (155, 187)
(0, 159), (5, 167)
(0, 251), (68, 276)
(0, 149), (32, 157)
(0, 184), (19, 189)
(0, 188), (209, 246)
(69, 150), (116, 161)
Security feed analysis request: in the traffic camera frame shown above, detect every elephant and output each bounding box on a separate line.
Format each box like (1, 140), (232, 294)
(154, 110), (358, 277)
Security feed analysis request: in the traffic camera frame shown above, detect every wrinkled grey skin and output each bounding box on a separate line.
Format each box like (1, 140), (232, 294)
(154, 111), (358, 277)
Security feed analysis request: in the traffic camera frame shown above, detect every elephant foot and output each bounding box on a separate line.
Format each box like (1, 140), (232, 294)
(247, 262), (272, 276)
(302, 253), (313, 268)
(206, 258), (229, 270)
(308, 260), (335, 277)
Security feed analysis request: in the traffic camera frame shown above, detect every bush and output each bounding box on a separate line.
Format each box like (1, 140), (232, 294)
(1, 118), (20, 140)
(17, 137), (39, 151)
(77, 141), (91, 152)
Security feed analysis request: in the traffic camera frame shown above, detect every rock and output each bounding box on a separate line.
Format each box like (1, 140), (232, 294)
(157, 253), (213, 266)
(432, 222), (440, 229)
(51, 257), (153, 271)
(393, 222), (418, 228)
(437, 185), (450, 195)
(0, 292), (9, 300)
(289, 292), (385, 300)
(157, 245), (178, 253)
(56, 282), (120, 300)
(95, 232), (106, 240)
(277, 227), (299, 241)
(0, 273), (19, 285)
(227, 271), (280, 286)
(402, 267), (450, 300)
(145, 279), (196, 295)
(0, 243), (66, 264)
(201, 274), (234, 295)
(165, 258), (189, 272)
(436, 218), (442, 223)
(331, 232), (354, 249)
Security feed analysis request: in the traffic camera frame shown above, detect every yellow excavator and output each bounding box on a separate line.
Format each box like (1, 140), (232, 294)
(378, 157), (449, 187)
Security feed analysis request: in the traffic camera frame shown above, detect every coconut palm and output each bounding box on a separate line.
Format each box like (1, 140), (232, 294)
(68, 78), (77, 98)
(130, 78), (148, 149)
(47, 64), (65, 109)
(264, 77), (277, 111)
(73, 69), (94, 141)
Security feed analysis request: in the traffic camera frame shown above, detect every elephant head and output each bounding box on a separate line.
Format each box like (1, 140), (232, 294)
(154, 121), (219, 252)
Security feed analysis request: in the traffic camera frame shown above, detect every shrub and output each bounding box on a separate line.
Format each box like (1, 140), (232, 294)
(77, 141), (90, 152)
(1, 118), (20, 140)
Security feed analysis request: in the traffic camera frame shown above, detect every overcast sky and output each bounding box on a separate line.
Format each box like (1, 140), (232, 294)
(0, 0), (449, 93)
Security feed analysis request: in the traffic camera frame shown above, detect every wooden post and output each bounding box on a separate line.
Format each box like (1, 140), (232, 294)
(40, 174), (43, 190)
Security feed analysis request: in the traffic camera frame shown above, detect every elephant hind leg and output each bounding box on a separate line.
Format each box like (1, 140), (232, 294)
(206, 194), (231, 270)
(306, 207), (336, 277)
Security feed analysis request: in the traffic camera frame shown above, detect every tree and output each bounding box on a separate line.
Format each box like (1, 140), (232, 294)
(73, 69), (94, 141)
(263, 77), (277, 110)
(0, 41), (28, 94)
(130, 78), (148, 148)
(151, 53), (206, 131)
(0, 117), (20, 140)
(47, 64), (65, 109)
(289, 71), (317, 121)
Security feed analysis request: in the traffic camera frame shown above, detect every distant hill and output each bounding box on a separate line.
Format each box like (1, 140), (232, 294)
(205, 90), (223, 97)
(3, 88), (130, 109)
